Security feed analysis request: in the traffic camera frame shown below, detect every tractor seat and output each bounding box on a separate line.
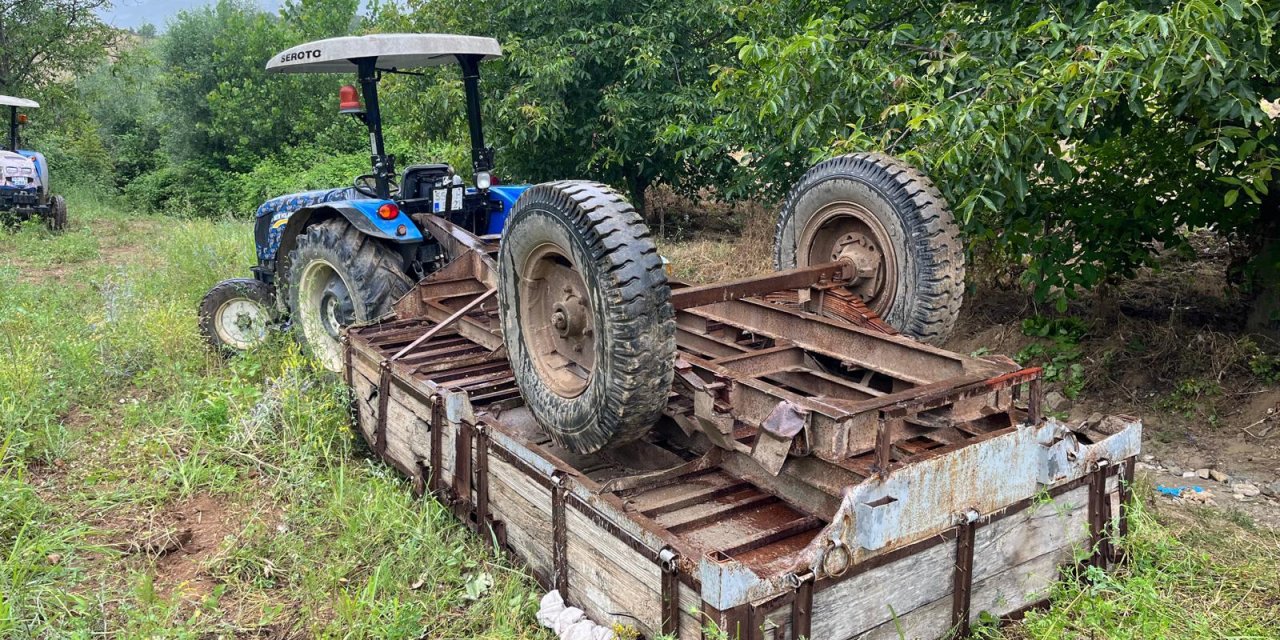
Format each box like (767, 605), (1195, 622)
(401, 164), (453, 200)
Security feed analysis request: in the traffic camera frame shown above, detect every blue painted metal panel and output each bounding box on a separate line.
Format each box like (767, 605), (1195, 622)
(344, 198), (423, 240)
(16, 150), (45, 182)
(255, 186), (422, 260)
(486, 184), (531, 234)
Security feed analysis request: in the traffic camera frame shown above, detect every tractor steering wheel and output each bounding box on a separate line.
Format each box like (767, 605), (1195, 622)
(353, 174), (399, 199)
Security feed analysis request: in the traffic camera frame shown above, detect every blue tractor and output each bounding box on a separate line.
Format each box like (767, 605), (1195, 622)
(0, 95), (66, 231)
(199, 34), (531, 370)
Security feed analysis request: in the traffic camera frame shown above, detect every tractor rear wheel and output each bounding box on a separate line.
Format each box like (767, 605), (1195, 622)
(287, 218), (412, 372)
(199, 278), (277, 353)
(498, 181), (675, 454)
(47, 195), (66, 231)
(774, 153), (965, 344)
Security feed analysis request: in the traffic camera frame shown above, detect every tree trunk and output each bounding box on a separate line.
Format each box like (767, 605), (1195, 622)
(1246, 186), (1280, 339)
(627, 171), (655, 234)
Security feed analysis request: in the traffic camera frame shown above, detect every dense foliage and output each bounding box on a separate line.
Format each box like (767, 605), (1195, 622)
(14, 0), (1280, 311)
(0, 0), (115, 93)
(673, 0), (1280, 306)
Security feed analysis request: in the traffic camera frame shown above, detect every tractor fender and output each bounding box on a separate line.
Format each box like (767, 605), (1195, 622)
(267, 200), (423, 285)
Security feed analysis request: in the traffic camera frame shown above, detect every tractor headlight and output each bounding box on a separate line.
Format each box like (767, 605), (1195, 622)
(475, 171), (491, 190)
(2, 166), (17, 176)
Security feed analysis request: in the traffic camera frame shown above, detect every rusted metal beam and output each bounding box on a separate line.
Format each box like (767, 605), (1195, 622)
(791, 573), (814, 640)
(669, 260), (854, 310)
(551, 474), (569, 596)
(375, 362), (392, 455)
(430, 398), (444, 496)
(659, 549), (681, 637)
(952, 514), (978, 637)
(475, 424), (492, 543)
(681, 299), (991, 385)
(1116, 457), (1135, 563)
(454, 420), (474, 519)
(389, 288), (496, 362)
(875, 413), (896, 474)
(1088, 461), (1111, 568)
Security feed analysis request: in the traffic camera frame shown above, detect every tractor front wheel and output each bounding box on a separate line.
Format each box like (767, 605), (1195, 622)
(287, 218), (412, 372)
(199, 278), (277, 353)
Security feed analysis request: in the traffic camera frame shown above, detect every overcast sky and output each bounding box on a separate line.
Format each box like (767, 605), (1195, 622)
(98, 0), (284, 30)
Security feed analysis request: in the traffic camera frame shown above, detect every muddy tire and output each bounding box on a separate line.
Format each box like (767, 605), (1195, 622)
(498, 181), (675, 454)
(199, 278), (277, 353)
(774, 153), (965, 344)
(47, 195), (66, 232)
(286, 218), (412, 372)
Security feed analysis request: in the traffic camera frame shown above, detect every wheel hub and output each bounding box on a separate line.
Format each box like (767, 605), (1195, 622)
(319, 278), (355, 339)
(551, 293), (588, 340)
(520, 244), (596, 398)
(831, 232), (885, 298)
(215, 298), (268, 350)
(799, 202), (899, 317)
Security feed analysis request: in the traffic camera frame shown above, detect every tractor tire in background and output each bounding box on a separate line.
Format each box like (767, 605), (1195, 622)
(47, 195), (66, 231)
(199, 278), (277, 353)
(774, 152), (965, 344)
(287, 218), (413, 372)
(497, 181), (676, 455)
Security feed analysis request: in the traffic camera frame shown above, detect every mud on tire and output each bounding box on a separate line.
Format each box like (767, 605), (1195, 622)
(498, 181), (676, 454)
(286, 218), (412, 372)
(775, 153), (965, 344)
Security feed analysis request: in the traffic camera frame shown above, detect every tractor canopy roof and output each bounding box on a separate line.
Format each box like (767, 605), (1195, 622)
(0, 95), (39, 109)
(267, 33), (501, 74)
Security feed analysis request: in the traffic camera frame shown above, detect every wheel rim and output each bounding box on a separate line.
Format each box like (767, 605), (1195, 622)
(518, 242), (595, 398)
(797, 201), (899, 317)
(297, 259), (353, 372)
(213, 296), (270, 350)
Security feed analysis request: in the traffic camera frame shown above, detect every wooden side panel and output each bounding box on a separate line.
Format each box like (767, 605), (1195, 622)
(564, 507), (664, 636)
(848, 485), (1092, 640)
(486, 455), (555, 581)
(351, 372), (422, 476)
(677, 581), (704, 640)
(749, 485), (1096, 640)
(808, 533), (956, 639)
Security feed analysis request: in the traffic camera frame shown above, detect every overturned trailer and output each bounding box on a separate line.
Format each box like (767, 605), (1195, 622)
(340, 184), (1141, 639)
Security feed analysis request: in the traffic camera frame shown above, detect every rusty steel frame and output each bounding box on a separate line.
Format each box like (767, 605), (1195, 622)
(345, 315), (1142, 639)
(338, 216), (1144, 639)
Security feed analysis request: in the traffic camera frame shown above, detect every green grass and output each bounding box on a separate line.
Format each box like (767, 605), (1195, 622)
(0, 194), (542, 638)
(2, 194), (1278, 638)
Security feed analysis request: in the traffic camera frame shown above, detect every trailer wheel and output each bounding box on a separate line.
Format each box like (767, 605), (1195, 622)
(199, 278), (277, 353)
(775, 153), (965, 344)
(498, 181), (675, 454)
(287, 218), (412, 372)
(47, 195), (67, 231)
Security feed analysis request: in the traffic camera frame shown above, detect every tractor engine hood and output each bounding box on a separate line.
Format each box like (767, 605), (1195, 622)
(0, 150), (43, 190)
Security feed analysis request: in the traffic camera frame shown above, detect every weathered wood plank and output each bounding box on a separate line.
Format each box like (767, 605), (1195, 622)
(786, 484), (1094, 640)
(565, 507), (664, 635)
(486, 455), (554, 581)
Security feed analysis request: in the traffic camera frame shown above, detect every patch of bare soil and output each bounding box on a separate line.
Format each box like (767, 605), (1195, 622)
(144, 493), (237, 599)
(5, 216), (164, 284)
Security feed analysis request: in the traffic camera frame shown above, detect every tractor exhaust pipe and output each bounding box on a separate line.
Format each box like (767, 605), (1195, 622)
(8, 106), (17, 152)
(458, 55), (493, 179)
(355, 57), (392, 200)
